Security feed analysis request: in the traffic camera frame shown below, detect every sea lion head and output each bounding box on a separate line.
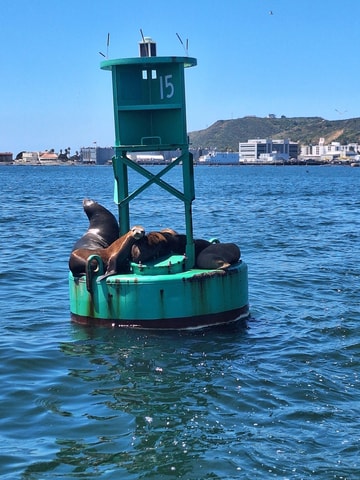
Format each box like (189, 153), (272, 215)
(130, 225), (146, 240)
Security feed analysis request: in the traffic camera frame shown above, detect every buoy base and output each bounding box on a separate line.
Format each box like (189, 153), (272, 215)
(69, 256), (249, 330)
(70, 306), (249, 330)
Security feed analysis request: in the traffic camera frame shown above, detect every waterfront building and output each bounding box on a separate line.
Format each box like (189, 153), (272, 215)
(238, 139), (298, 163)
(39, 151), (59, 164)
(80, 146), (114, 165)
(14, 151), (40, 164)
(0, 152), (13, 163)
(300, 138), (359, 162)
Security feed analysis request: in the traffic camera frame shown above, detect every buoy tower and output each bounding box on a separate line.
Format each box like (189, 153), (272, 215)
(69, 37), (249, 329)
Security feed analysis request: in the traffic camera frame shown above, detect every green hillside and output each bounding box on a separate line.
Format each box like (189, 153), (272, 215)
(188, 116), (360, 151)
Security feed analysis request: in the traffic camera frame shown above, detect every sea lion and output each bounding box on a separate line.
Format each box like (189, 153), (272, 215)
(195, 242), (241, 270)
(69, 225), (145, 279)
(130, 229), (211, 264)
(71, 198), (119, 251)
(131, 229), (178, 264)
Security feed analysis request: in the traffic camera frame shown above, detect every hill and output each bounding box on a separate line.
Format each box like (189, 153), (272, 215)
(188, 116), (360, 151)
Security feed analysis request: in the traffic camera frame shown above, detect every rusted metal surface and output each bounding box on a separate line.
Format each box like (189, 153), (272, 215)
(69, 261), (249, 330)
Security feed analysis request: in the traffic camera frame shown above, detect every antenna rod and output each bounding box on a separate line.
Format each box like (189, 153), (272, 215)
(176, 33), (188, 55)
(176, 32), (184, 46)
(140, 29), (151, 56)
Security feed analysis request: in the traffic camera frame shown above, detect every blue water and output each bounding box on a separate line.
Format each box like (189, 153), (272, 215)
(0, 165), (359, 479)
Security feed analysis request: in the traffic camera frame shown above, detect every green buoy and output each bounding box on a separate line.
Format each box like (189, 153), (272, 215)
(69, 37), (249, 329)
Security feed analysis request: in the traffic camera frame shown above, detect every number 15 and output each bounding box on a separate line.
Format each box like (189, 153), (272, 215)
(159, 75), (174, 99)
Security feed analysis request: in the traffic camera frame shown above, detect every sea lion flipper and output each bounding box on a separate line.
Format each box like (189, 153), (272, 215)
(218, 262), (231, 270)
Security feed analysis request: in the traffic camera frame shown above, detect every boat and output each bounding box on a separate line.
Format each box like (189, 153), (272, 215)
(68, 37), (249, 330)
(198, 151), (239, 164)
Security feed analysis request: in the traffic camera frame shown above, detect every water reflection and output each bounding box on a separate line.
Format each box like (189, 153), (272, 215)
(22, 322), (248, 478)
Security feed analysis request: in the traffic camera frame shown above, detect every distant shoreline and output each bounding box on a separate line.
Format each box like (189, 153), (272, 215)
(1, 161), (359, 167)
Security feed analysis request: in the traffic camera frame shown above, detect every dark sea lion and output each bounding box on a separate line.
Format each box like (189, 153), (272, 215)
(195, 242), (241, 269)
(131, 229), (211, 264)
(71, 198), (119, 251)
(164, 234), (211, 258)
(69, 225), (145, 279)
(194, 238), (211, 257)
(131, 229), (177, 264)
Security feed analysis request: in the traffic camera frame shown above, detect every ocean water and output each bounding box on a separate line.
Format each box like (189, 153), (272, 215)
(0, 164), (359, 479)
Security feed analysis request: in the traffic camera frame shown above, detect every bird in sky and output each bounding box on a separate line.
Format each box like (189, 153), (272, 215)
(335, 108), (347, 115)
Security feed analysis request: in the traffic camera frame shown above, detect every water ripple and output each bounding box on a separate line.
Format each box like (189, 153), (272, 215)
(1, 166), (360, 479)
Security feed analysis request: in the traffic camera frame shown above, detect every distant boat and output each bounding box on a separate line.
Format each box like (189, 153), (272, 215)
(198, 151), (239, 164)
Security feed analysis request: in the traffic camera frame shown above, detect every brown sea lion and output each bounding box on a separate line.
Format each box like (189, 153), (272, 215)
(131, 229), (211, 264)
(131, 229), (178, 264)
(195, 243), (241, 269)
(71, 198), (119, 251)
(69, 225), (145, 279)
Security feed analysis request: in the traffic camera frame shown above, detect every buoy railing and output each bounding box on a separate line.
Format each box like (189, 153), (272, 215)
(112, 147), (195, 269)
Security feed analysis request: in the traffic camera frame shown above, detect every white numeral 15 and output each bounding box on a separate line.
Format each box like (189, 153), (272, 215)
(159, 75), (174, 99)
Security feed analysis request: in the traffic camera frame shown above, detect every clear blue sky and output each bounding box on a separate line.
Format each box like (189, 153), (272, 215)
(1, 0), (359, 155)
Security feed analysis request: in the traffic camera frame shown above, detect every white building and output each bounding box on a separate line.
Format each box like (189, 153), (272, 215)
(300, 138), (359, 161)
(239, 139), (298, 163)
(17, 151), (40, 164)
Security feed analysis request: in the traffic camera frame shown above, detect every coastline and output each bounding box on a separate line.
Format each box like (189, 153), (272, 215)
(1, 161), (359, 167)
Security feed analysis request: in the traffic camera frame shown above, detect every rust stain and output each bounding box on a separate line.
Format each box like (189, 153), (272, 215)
(185, 270), (226, 282)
